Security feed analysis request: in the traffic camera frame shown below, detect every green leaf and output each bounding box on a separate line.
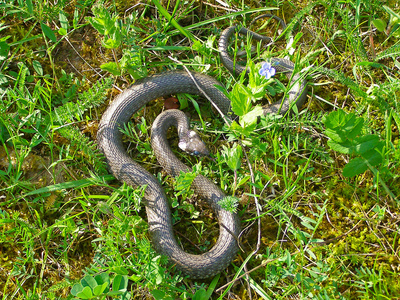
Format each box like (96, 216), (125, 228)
(58, 28), (67, 36)
(76, 286), (94, 299)
(230, 120), (254, 137)
(175, 170), (197, 197)
(112, 274), (128, 292)
(40, 22), (57, 42)
(151, 0), (195, 41)
(323, 110), (363, 142)
(193, 288), (208, 300)
(239, 105), (263, 129)
(25, 175), (114, 196)
(73, 8), (79, 29)
(327, 139), (354, 154)
(0, 41), (10, 61)
(151, 290), (174, 300)
(96, 273), (110, 283)
(221, 143), (242, 171)
(372, 19), (387, 32)
(32, 60), (43, 76)
(230, 83), (252, 116)
(94, 273), (110, 294)
(25, 0), (33, 15)
(237, 175), (250, 187)
(59, 11), (69, 30)
(218, 196), (239, 213)
(71, 283), (84, 296)
(353, 134), (379, 154)
(81, 275), (98, 290)
(343, 157), (368, 177)
(93, 282), (109, 296)
(100, 62), (121, 76)
(103, 37), (120, 49)
(204, 274), (220, 299)
(344, 115), (363, 139)
(364, 148), (383, 166)
(111, 266), (129, 275)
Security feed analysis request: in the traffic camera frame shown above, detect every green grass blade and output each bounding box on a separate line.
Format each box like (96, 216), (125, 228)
(25, 175), (114, 196)
(151, 0), (195, 41)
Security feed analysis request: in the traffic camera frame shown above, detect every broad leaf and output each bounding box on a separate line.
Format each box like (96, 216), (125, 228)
(81, 275), (98, 289)
(76, 286), (94, 299)
(327, 139), (354, 154)
(100, 62), (121, 76)
(342, 157), (368, 177)
(354, 134), (379, 154)
(40, 22), (57, 42)
(112, 274), (128, 292)
(372, 19), (387, 32)
(230, 83), (252, 116)
(239, 105), (263, 129)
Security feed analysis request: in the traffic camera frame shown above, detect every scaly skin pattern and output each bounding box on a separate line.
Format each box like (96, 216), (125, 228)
(97, 19), (308, 279)
(97, 71), (240, 279)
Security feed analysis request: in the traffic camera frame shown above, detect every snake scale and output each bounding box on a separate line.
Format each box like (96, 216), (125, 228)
(97, 15), (307, 279)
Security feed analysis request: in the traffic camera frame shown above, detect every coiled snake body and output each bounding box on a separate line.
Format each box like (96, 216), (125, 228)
(97, 18), (307, 279)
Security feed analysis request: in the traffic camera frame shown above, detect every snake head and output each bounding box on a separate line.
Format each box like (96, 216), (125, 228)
(178, 130), (210, 157)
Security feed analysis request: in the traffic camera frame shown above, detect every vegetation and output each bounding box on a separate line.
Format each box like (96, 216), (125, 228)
(1, 0), (399, 299)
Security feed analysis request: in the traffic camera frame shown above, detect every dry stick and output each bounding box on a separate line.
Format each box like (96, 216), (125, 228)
(168, 57), (263, 292)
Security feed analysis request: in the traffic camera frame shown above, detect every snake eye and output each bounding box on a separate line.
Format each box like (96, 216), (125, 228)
(193, 151), (200, 156)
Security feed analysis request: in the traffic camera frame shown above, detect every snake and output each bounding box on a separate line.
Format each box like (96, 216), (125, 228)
(97, 15), (307, 279)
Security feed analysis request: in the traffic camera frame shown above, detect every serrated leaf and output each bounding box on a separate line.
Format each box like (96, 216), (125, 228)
(346, 116), (363, 139)
(323, 109), (346, 129)
(230, 119), (254, 137)
(327, 139), (353, 154)
(230, 83), (252, 116)
(353, 134), (379, 154)
(100, 62), (121, 76)
(239, 105), (263, 129)
(221, 143), (242, 171)
(364, 148), (383, 166)
(103, 37), (120, 49)
(343, 157), (368, 177)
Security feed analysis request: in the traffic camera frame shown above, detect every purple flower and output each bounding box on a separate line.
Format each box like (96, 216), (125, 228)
(259, 62), (276, 79)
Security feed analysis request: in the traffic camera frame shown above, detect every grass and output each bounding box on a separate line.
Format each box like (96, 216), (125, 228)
(1, 0), (400, 299)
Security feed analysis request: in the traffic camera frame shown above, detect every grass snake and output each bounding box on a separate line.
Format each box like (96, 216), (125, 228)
(97, 15), (307, 279)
